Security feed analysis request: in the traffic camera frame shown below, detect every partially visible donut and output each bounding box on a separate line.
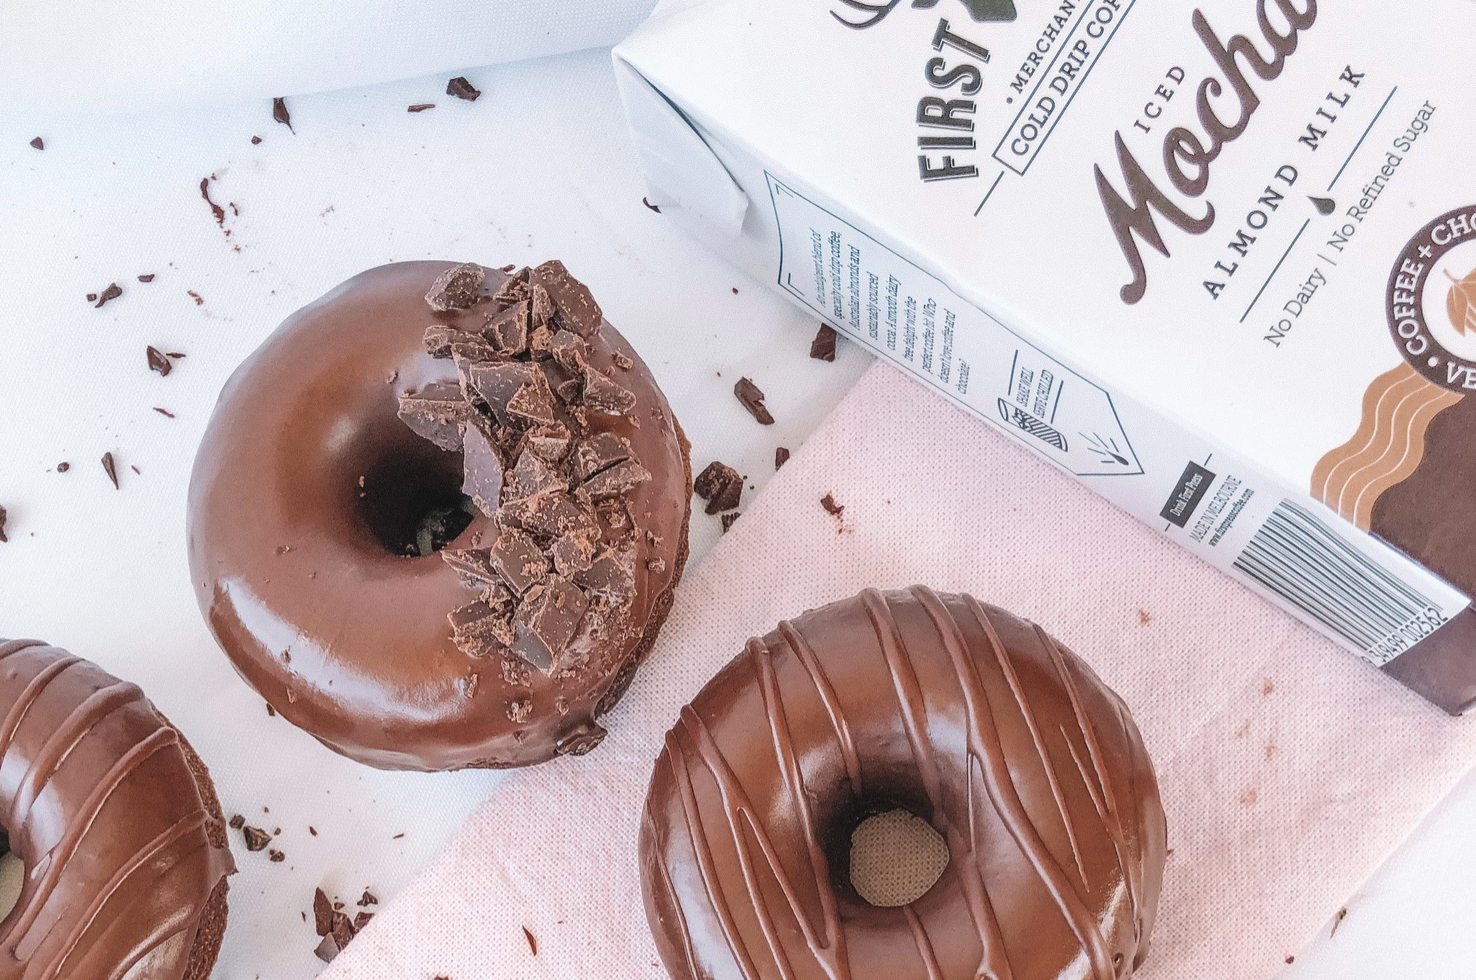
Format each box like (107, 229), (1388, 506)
(641, 587), (1166, 980)
(188, 261), (691, 771)
(0, 639), (235, 980)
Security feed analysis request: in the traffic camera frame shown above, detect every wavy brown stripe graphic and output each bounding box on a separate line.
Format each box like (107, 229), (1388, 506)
(1311, 364), (1462, 530)
(641, 589), (1165, 980)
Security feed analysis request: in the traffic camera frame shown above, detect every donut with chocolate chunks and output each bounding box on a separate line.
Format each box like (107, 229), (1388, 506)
(641, 587), (1166, 980)
(0, 639), (236, 980)
(188, 261), (692, 770)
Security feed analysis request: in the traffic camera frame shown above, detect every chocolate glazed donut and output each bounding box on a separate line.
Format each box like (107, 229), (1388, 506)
(189, 261), (691, 770)
(641, 588), (1166, 980)
(0, 640), (234, 980)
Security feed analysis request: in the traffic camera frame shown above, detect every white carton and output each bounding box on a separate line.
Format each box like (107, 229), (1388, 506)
(614, 0), (1476, 710)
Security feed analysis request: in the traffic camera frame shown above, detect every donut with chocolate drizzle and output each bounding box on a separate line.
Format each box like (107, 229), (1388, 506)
(640, 588), (1166, 980)
(0, 639), (235, 980)
(188, 261), (691, 770)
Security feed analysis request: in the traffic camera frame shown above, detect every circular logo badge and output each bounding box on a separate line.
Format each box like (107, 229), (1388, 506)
(1387, 204), (1476, 392)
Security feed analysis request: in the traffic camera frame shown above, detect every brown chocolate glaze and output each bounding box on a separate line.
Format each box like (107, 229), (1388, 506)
(0, 639), (234, 980)
(188, 262), (691, 770)
(641, 588), (1166, 980)
(1370, 394), (1476, 712)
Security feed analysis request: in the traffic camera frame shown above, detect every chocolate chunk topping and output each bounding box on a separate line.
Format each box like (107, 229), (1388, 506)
(491, 527), (550, 595)
(502, 657), (532, 687)
(571, 433), (633, 482)
(101, 452), (119, 489)
(398, 381), (474, 452)
(505, 367), (557, 426)
(461, 423), (504, 515)
(582, 459), (650, 499)
(530, 321), (555, 361)
(612, 350), (634, 371)
(549, 330), (588, 373)
(442, 547), (498, 587)
(94, 283), (123, 309)
(447, 76), (482, 101)
(505, 449), (566, 502)
(507, 698), (533, 723)
(146, 346), (173, 376)
(551, 532), (597, 576)
(543, 359), (583, 404)
(449, 597), (514, 656)
(493, 273), (529, 308)
(242, 826), (271, 851)
(272, 97), (293, 133)
(734, 377), (775, 424)
(694, 461), (743, 515)
(775, 446), (790, 469)
(467, 362), (535, 425)
(425, 263), (486, 312)
(511, 579), (589, 674)
(484, 301), (529, 355)
(504, 491), (597, 540)
(582, 368), (637, 416)
(810, 324), (838, 361)
(29, 137), (43, 150)
(423, 324), (491, 360)
(528, 260), (602, 337)
(555, 721), (609, 756)
(526, 422), (571, 461)
(575, 550), (636, 606)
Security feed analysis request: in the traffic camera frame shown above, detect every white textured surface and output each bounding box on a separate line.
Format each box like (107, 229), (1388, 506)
(0, 49), (866, 980)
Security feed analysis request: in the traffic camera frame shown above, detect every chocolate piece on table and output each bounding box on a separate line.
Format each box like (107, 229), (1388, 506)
(242, 826), (271, 851)
(447, 76), (482, 101)
(491, 527), (550, 595)
(353, 912), (373, 931)
(146, 346), (172, 376)
(94, 283), (123, 309)
(810, 323), (838, 361)
(721, 511), (740, 533)
(407, 103), (435, 113)
(526, 421), (571, 461)
(821, 493), (844, 517)
(272, 97), (293, 132)
(733, 376), (775, 424)
(583, 368), (636, 416)
(571, 432), (632, 482)
(314, 888), (333, 936)
(424, 262), (485, 313)
(101, 452), (119, 489)
(775, 446), (790, 469)
(511, 578), (589, 673)
(582, 459), (651, 498)
(397, 381), (473, 452)
(0, 505), (7, 543)
(138, 273), (156, 282)
(461, 424), (504, 515)
(693, 460), (743, 514)
(527, 260), (602, 337)
(29, 137), (43, 150)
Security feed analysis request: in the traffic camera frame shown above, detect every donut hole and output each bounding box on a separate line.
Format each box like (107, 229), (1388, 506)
(355, 440), (475, 557)
(0, 838), (21, 921)
(846, 808), (950, 908)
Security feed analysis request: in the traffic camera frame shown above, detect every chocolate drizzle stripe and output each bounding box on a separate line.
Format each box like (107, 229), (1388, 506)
(1106, 693), (1150, 948)
(0, 656), (81, 764)
(0, 639), (48, 661)
(649, 810), (705, 980)
(665, 729), (765, 979)
(747, 638), (849, 979)
(7, 681), (145, 833)
(4, 727), (180, 944)
(927, 590), (1114, 980)
(971, 602), (1090, 888)
(777, 621), (863, 798)
(33, 809), (212, 975)
(902, 904), (946, 980)
(862, 589), (1011, 980)
(678, 706), (801, 980)
(90, 913), (198, 980)
(1036, 622), (1142, 940)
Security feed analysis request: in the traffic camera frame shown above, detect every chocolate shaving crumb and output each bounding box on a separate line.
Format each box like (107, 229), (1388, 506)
(392, 833), (405, 839)
(734, 377), (774, 424)
(523, 926), (538, 956)
(138, 273), (155, 283)
(0, 506), (7, 543)
(269, 849), (285, 862)
(229, 814), (245, 830)
(200, 177), (226, 226)
(1330, 907), (1347, 938)
(86, 293), (97, 303)
(56, 462), (70, 472)
(612, 350), (634, 371)
(130, 465), (141, 475)
(251, 135), (263, 145)
(187, 290), (204, 306)
(101, 452), (119, 489)
(408, 103), (435, 113)
(146, 346), (173, 376)
(821, 493), (844, 518)
(447, 77), (482, 101)
(775, 446), (790, 469)
(313, 935), (339, 964)
(810, 324), (838, 361)
(272, 97), (294, 133)
(266, 703), (275, 716)
(507, 698), (532, 723)
(94, 283), (123, 309)
(359, 890), (378, 906)
(642, 197), (661, 213)
(353, 911), (373, 931)
(153, 407), (176, 418)
(693, 461), (743, 515)
(29, 137), (43, 150)
(242, 826), (271, 851)
(721, 512), (740, 533)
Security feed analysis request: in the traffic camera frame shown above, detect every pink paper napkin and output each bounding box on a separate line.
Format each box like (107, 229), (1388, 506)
(323, 362), (1476, 980)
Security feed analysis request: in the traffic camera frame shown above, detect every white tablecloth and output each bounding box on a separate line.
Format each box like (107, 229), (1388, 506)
(0, 23), (1473, 980)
